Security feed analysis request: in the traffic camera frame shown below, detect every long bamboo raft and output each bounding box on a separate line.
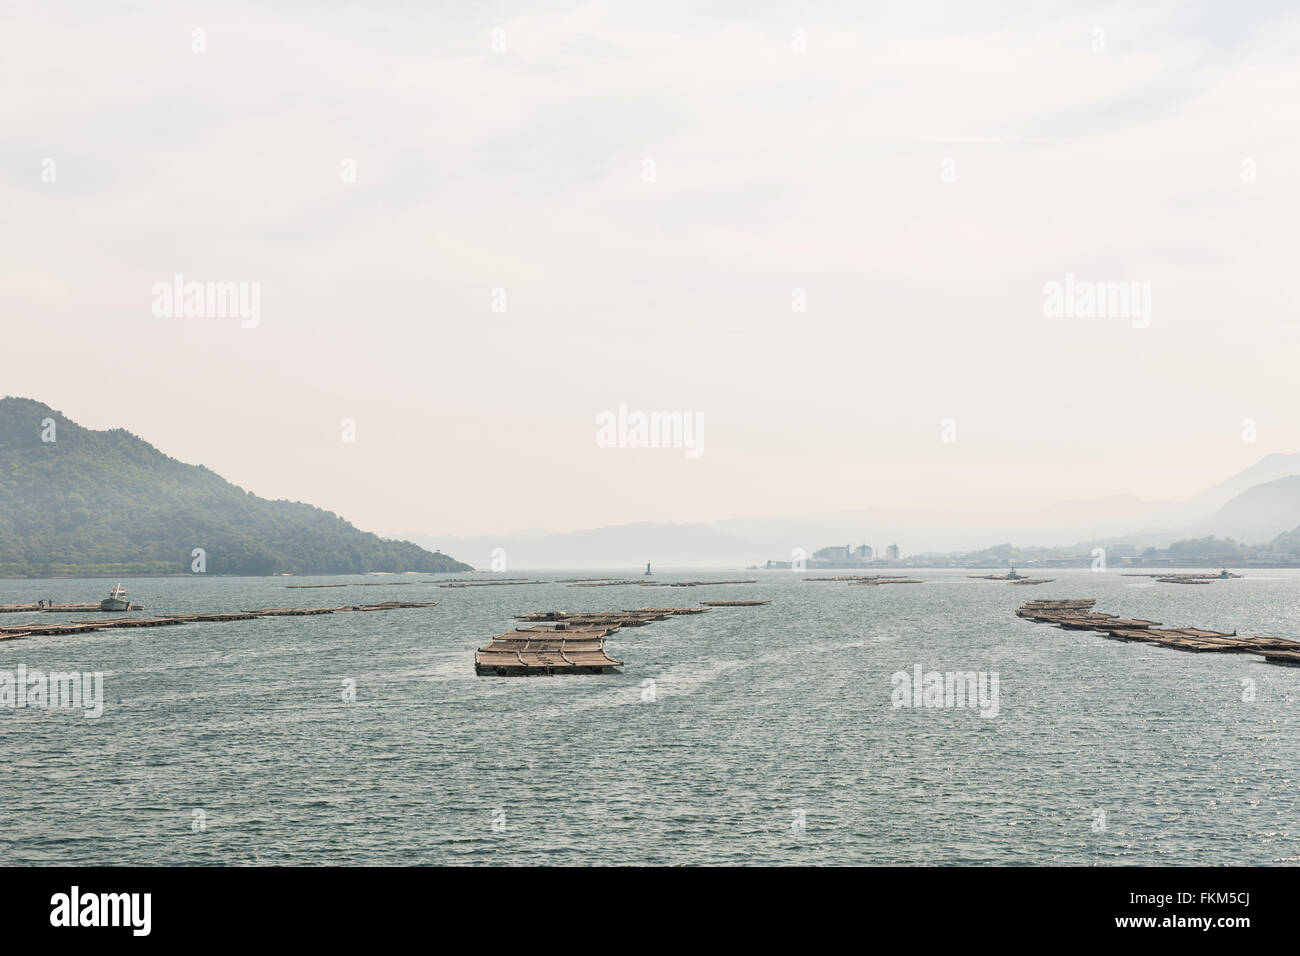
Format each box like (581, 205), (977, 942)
(804, 575), (923, 585)
(1121, 572), (1242, 579)
(621, 607), (711, 615)
(0, 601), (439, 640)
(969, 572), (1055, 585)
(567, 579), (758, 588)
(803, 575), (882, 582)
(1016, 599), (1300, 665)
(478, 601), (767, 676)
(0, 602), (145, 614)
(551, 580), (631, 587)
(514, 610), (677, 626)
(242, 606), (348, 616)
(849, 578), (923, 586)
(640, 579), (757, 587)
(435, 580), (547, 588)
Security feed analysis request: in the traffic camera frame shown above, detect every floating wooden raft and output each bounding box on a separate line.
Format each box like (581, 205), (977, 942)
(805, 575), (922, 584)
(700, 599), (770, 607)
(242, 607), (348, 616)
(515, 611), (666, 626)
(340, 601), (439, 611)
(72, 616), (191, 629)
(0, 602), (144, 614)
(962, 573), (1054, 585)
(1018, 598), (1097, 610)
(621, 607), (711, 615)
(436, 580), (546, 588)
(441, 577), (531, 582)
(1017, 599), (1300, 665)
(500, 623), (619, 639)
(0, 602), (439, 640)
(160, 612), (262, 622)
(641, 579), (757, 587)
(481, 601), (761, 676)
(475, 623), (624, 675)
(0, 621), (104, 636)
(1122, 572), (1243, 580)
(566, 580), (643, 587)
(804, 576), (882, 582)
(1260, 649), (1300, 666)
(474, 644), (623, 676)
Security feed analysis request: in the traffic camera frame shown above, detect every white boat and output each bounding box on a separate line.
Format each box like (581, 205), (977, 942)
(100, 583), (130, 611)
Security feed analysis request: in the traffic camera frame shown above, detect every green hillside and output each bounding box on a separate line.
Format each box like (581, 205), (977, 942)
(0, 397), (471, 577)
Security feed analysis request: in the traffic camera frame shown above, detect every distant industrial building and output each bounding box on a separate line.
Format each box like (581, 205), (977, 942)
(765, 541), (893, 569)
(813, 545), (854, 563)
(812, 543), (878, 563)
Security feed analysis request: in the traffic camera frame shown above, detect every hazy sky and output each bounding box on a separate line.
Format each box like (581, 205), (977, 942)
(4, 1), (1299, 539)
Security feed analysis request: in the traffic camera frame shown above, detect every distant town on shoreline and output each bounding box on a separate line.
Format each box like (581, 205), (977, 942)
(758, 537), (1300, 571)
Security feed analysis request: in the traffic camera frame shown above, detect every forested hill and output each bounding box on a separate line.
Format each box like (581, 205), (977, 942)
(0, 397), (471, 576)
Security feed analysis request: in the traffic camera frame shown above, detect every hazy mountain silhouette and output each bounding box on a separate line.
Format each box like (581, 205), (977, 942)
(1199, 475), (1300, 544)
(408, 452), (1300, 567)
(1165, 452), (1300, 527)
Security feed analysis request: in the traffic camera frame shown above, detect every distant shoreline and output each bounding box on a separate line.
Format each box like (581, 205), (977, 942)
(5, 565), (1300, 582)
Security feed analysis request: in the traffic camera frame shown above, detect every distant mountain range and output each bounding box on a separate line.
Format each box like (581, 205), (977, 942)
(0, 397), (471, 576)
(1198, 475), (1300, 544)
(403, 453), (1300, 568)
(12, 392), (1292, 575)
(1173, 452), (1300, 527)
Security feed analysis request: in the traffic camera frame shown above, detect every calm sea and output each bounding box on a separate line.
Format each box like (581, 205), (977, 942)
(1, 569), (1297, 865)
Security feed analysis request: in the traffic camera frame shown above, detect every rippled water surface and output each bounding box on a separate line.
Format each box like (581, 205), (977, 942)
(1, 569), (1298, 865)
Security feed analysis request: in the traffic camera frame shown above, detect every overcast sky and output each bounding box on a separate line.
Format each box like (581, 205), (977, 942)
(4, 1), (1298, 539)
